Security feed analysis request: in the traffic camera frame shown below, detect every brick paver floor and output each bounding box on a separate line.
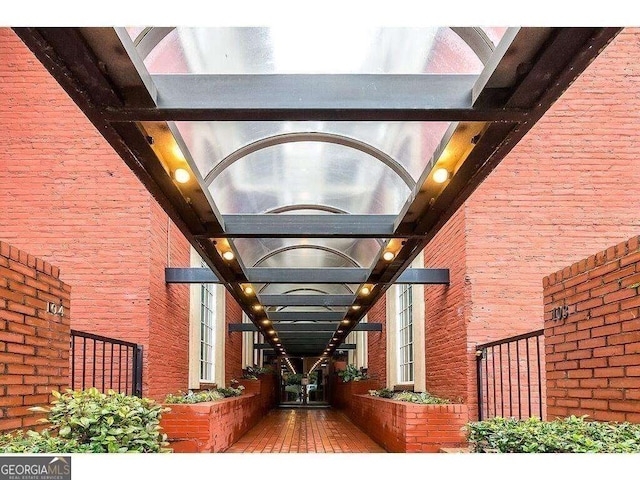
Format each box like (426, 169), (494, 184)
(226, 408), (386, 453)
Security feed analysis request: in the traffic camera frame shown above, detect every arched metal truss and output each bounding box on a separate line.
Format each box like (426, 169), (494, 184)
(202, 132), (416, 189)
(253, 244), (362, 268)
(264, 204), (350, 215)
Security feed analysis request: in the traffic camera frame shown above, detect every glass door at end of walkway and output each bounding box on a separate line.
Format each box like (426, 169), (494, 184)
(278, 357), (329, 406)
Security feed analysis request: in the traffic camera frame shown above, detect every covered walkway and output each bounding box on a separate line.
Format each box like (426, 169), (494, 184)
(226, 409), (385, 453)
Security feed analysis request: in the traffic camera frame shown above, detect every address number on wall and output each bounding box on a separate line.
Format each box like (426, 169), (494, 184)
(46, 302), (65, 317)
(551, 305), (569, 321)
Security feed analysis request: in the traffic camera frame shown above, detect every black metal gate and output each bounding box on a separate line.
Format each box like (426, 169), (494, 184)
(476, 329), (544, 420)
(70, 330), (143, 397)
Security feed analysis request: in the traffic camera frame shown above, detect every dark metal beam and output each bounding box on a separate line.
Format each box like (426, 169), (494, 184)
(219, 214), (400, 238)
(106, 74), (485, 119)
(229, 323), (383, 332)
(165, 267), (221, 283)
(259, 294), (354, 307)
(267, 312), (346, 322)
(166, 267), (450, 285)
(255, 344), (356, 350)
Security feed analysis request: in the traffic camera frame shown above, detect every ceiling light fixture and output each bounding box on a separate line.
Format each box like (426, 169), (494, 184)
(252, 304), (263, 312)
(433, 167), (450, 184)
(244, 286), (254, 295)
(341, 319), (350, 325)
(382, 251), (395, 261)
(360, 286), (371, 296)
(222, 251), (235, 261)
(173, 168), (190, 184)
(351, 305), (361, 311)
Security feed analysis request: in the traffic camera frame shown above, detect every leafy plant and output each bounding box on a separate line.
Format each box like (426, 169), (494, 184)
(369, 388), (394, 399)
(242, 365), (274, 379)
(0, 388), (170, 453)
(164, 390), (224, 404)
(284, 372), (318, 385)
(337, 364), (369, 383)
(368, 388), (450, 404)
(164, 386), (245, 404)
(216, 386), (245, 398)
(0, 430), (91, 453)
(468, 416), (640, 453)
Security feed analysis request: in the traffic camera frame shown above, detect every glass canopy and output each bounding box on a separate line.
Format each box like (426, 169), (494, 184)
(25, 26), (612, 357)
(123, 26), (507, 355)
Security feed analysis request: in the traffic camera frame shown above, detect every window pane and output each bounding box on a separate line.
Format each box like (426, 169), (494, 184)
(200, 260), (216, 382)
(397, 284), (414, 383)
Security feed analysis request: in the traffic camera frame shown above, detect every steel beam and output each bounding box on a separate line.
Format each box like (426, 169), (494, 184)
(166, 267), (450, 285)
(219, 214), (399, 238)
(141, 73), (476, 111)
(259, 294), (355, 307)
(267, 312), (346, 322)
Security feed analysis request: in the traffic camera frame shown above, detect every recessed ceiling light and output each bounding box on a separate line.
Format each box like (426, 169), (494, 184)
(253, 304), (263, 312)
(268, 329), (275, 335)
(341, 320), (350, 325)
(433, 167), (450, 184)
(351, 305), (361, 311)
(360, 286), (371, 296)
(382, 251), (395, 261)
(222, 251), (235, 261)
(173, 168), (190, 184)
(244, 286), (254, 295)
(261, 319), (271, 325)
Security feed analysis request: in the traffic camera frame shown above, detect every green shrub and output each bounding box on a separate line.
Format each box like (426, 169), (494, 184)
(284, 372), (318, 385)
(242, 365), (274, 379)
(0, 388), (169, 453)
(368, 388), (450, 404)
(0, 430), (91, 453)
(164, 386), (245, 404)
(337, 364), (369, 383)
(369, 388), (394, 398)
(468, 416), (640, 453)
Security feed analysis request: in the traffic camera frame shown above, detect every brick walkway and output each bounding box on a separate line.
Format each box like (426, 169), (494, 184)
(226, 408), (386, 453)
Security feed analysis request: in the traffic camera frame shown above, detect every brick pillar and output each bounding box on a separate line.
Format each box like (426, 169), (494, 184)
(543, 235), (640, 422)
(0, 241), (71, 433)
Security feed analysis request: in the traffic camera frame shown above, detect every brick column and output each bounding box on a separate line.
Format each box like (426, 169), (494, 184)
(543, 235), (640, 422)
(0, 241), (71, 433)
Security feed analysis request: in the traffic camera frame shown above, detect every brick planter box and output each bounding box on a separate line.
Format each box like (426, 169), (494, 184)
(237, 374), (278, 414)
(160, 393), (264, 453)
(348, 394), (469, 453)
(330, 378), (382, 410)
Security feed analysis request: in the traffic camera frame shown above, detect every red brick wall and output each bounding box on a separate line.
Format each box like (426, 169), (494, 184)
(0, 29), (191, 399)
(0, 241), (70, 433)
(424, 208), (470, 403)
(366, 295), (386, 385)
(224, 292), (243, 386)
(544, 235), (640, 423)
(148, 203), (190, 399)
